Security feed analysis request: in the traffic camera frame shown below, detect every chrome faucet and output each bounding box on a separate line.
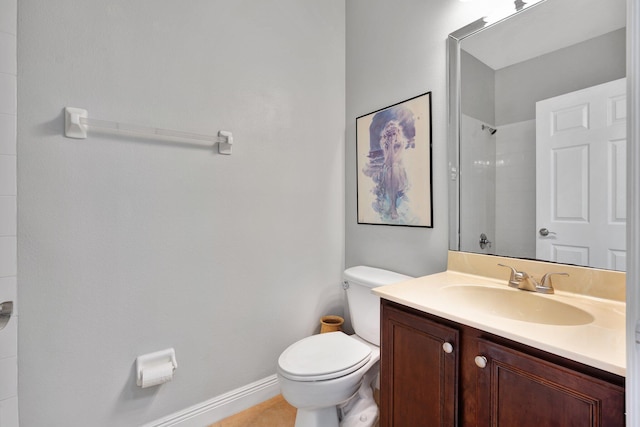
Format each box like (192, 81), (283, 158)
(497, 264), (568, 294)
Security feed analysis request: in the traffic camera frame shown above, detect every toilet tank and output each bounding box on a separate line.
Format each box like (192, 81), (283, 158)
(344, 266), (413, 346)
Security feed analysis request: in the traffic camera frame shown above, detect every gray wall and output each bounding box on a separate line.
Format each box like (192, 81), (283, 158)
(17, 1), (345, 426)
(461, 29), (626, 127)
(496, 28), (626, 126)
(15, 0), (553, 425)
(345, 0), (494, 277)
(0, 0), (18, 421)
(461, 51), (496, 126)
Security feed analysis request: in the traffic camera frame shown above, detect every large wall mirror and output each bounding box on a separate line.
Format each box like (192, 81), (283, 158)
(448, 0), (627, 271)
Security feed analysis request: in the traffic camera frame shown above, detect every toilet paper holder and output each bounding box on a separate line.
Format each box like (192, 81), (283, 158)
(136, 348), (178, 388)
(0, 301), (13, 331)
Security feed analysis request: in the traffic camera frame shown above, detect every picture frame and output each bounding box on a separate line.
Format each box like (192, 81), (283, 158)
(356, 92), (433, 227)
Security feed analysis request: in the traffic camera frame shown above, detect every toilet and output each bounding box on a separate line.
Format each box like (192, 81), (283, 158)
(277, 266), (412, 427)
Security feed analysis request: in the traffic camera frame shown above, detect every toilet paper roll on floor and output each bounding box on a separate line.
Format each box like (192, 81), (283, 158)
(339, 368), (379, 427)
(140, 363), (175, 388)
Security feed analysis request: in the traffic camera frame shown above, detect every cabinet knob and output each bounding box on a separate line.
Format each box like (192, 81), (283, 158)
(475, 355), (487, 368)
(442, 342), (454, 354)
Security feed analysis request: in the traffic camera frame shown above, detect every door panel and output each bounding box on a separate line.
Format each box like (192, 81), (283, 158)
(536, 78), (626, 270)
(553, 144), (589, 221)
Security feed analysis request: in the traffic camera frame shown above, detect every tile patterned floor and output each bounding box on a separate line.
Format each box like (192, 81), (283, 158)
(209, 395), (296, 427)
(210, 392), (380, 427)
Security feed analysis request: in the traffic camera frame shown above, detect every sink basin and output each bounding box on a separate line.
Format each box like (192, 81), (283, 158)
(439, 285), (594, 326)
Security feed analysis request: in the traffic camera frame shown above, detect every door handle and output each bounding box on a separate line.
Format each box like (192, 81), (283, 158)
(0, 301), (13, 331)
(479, 233), (492, 249)
(539, 228), (556, 237)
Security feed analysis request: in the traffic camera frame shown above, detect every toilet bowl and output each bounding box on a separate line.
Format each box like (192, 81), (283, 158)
(277, 266), (412, 427)
(278, 332), (378, 406)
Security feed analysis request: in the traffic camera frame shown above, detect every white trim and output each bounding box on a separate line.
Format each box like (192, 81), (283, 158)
(143, 374), (281, 427)
(627, 0), (640, 425)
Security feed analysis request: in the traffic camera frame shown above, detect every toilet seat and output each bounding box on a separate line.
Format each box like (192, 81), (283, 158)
(278, 332), (372, 382)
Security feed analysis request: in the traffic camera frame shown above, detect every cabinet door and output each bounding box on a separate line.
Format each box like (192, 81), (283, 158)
(475, 338), (625, 426)
(381, 302), (459, 427)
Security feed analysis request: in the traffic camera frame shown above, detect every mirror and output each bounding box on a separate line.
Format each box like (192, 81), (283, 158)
(448, 0), (627, 271)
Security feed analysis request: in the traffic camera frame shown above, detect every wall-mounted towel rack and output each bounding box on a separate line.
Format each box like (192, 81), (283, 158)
(64, 107), (233, 155)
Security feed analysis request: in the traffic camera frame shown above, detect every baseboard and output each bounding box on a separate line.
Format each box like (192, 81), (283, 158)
(144, 374), (280, 427)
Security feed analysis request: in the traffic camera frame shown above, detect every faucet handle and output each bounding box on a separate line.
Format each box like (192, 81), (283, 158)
(497, 264), (524, 288)
(540, 272), (569, 290)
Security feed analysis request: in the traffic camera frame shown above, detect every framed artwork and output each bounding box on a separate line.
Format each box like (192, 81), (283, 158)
(356, 92), (433, 227)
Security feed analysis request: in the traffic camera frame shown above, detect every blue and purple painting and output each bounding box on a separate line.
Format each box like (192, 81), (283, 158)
(356, 93), (432, 227)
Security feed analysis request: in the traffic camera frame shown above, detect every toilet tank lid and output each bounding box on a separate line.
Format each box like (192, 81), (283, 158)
(343, 266), (412, 288)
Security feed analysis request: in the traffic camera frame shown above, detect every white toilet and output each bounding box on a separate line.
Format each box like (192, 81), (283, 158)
(277, 266), (412, 427)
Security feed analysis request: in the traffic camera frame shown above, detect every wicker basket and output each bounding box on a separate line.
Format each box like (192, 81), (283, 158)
(320, 315), (344, 334)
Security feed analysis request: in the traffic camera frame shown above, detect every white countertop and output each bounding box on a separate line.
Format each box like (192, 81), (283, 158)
(373, 270), (626, 377)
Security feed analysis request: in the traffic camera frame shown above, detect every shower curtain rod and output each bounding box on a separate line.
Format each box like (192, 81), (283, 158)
(63, 107), (233, 154)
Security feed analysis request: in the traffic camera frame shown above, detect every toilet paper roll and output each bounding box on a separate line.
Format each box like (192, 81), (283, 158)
(141, 363), (175, 388)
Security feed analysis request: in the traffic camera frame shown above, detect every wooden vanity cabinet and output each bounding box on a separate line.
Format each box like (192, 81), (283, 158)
(380, 300), (625, 427)
(380, 299), (459, 426)
(475, 338), (625, 426)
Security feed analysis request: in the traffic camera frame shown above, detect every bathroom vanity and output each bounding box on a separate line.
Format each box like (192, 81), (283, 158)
(374, 252), (626, 426)
(379, 300), (624, 426)
(411, 0), (629, 423)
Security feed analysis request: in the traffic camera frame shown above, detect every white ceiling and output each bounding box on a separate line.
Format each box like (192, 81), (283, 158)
(461, 0), (626, 70)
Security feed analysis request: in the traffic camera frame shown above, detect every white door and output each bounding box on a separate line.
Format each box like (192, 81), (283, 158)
(536, 78), (626, 271)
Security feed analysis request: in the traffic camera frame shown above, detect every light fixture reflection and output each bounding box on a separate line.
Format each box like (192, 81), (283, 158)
(484, 0), (545, 25)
